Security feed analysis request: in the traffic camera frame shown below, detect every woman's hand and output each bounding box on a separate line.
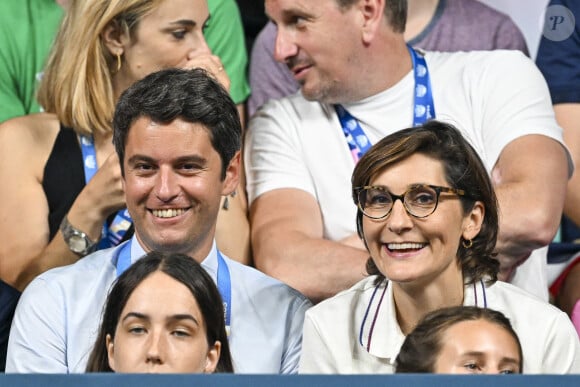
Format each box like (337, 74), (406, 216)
(182, 52), (231, 92)
(68, 152), (126, 241)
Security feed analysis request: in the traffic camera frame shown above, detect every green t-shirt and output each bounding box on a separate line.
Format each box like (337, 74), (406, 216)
(206, 0), (251, 105)
(0, 0), (250, 123)
(0, 0), (63, 122)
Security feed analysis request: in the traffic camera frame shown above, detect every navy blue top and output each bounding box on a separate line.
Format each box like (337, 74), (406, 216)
(536, 0), (580, 104)
(0, 279), (19, 372)
(536, 0), (580, 243)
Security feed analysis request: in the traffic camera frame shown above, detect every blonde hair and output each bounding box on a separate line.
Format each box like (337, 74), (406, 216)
(37, 0), (163, 135)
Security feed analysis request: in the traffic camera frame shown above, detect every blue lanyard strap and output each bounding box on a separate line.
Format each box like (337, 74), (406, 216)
(216, 251), (232, 336)
(334, 104), (372, 163)
(80, 135), (133, 248)
(115, 240), (132, 277)
(335, 46), (435, 163)
(80, 135), (98, 181)
(115, 242), (232, 337)
(407, 45), (435, 126)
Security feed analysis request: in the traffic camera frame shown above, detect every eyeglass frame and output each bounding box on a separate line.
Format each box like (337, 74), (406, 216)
(354, 184), (467, 220)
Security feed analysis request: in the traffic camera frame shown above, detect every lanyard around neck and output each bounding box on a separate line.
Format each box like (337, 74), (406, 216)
(79, 135), (132, 248)
(407, 45), (435, 126)
(216, 250), (232, 336)
(115, 240), (232, 336)
(335, 45), (436, 163)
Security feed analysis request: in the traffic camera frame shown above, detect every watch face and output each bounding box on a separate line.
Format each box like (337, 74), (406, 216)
(69, 235), (88, 253)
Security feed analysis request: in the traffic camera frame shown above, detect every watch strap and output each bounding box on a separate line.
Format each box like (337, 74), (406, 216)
(59, 216), (98, 256)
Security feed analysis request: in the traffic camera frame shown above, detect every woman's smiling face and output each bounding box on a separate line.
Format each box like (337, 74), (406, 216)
(362, 153), (483, 288)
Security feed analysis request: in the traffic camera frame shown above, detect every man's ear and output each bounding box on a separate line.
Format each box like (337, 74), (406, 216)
(101, 20), (128, 58)
(359, 0), (386, 44)
(221, 151), (240, 196)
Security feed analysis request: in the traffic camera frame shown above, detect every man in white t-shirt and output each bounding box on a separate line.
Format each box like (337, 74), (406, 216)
(245, 0), (571, 303)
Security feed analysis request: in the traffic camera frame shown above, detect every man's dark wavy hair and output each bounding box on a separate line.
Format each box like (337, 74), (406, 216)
(113, 68), (241, 179)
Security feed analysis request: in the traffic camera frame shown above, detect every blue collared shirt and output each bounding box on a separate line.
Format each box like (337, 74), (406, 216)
(6, 236), (311, 373)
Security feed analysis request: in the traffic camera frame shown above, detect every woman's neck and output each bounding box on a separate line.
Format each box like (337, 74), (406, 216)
(92, 130), (113, 146)
(393, 269), (464, 335)
(92, 130), (115, 166)
(405, 0), (440, 41)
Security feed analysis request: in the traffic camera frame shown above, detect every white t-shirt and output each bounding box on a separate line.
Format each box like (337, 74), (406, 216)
(299, 276), (580, 374)
(245, 50), (571, 301)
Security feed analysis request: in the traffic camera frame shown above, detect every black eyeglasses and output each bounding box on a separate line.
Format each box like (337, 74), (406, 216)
(355, 184), (466, 219)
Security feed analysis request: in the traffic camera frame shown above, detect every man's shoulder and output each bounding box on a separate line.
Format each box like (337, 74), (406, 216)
(224, 256), (295, 288)
(427, 49), (529, 67)
(25, 247), (116, 295)
(446, 0), (516, 24)
(8, 248), (117, 373)
(426, 49), (536, 85)
(224, 256), (310, 304)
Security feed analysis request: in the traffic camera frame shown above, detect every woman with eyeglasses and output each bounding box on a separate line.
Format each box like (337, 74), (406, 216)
(298, 121), (580, 374)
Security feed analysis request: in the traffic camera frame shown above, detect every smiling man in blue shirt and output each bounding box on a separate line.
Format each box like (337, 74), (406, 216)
(6, 68), (310, 374)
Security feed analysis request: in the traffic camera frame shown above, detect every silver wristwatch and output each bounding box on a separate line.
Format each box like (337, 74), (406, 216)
(59, 216), (97, 256)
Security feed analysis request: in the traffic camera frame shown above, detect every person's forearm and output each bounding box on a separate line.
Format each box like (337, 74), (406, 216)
(491, 135), (568, 279)
(9, 190), (118, 291)
(253, 232), (368, 303)
(493, 181), (563, 280)
(250, 189), (369, 302)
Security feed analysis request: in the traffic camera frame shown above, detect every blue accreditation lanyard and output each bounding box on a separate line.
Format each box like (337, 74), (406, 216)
(358, 279), (487, 352)
(335, 105), (372, 163)
(80, 135), (132, 248)
(216, 250), (232, 336)
(335, 45), (436, 163)
(115, 240), (232, 337)
(407, 45), (435, 126)
(115, 240), (133, 277)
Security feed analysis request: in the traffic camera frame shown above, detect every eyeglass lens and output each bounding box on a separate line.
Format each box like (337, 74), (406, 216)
(359, 185), (439, 219)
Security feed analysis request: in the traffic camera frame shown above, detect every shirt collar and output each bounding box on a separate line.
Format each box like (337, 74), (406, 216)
(359, 280), (405, 362)
(359, 279), (489, 361)
(464, 280), (488, 308)
(122, 235), (219, 281)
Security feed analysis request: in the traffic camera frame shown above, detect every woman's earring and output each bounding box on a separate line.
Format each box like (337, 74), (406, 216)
(462, 238), (473, 249)
(116, 53), (122, 73)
